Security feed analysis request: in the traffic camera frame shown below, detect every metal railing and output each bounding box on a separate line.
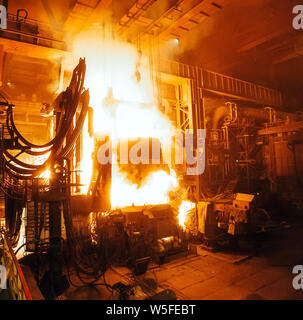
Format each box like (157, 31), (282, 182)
(0, 12), (66, 50)
(159, 59), (283, 107)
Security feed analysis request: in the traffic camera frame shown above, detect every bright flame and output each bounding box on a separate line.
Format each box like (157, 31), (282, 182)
(73, 27), (177, 208)
(39, 169), (51, 180)
(111, 169), (178, 207)
(178, 200), (195, 227)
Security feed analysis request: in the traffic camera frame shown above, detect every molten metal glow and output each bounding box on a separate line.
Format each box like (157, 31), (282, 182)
(111, 169), (178, 207)
(178, 200), (195, 227)
(39, 169), (51, 180)
(73, 28), (189, 213)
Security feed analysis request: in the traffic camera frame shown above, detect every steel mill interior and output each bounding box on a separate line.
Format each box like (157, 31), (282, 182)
(1, 0), (303, 301)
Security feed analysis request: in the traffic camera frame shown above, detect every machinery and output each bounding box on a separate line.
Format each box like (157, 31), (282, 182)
(193, 193), (272, 248)
(95, 204), (185, 274)
(0, 44), (303, 301)
(0, 59), (91, 298)
(0, 59), (189, 299)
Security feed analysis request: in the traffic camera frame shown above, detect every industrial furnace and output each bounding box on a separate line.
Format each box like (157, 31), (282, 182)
(0, 0), (303, 301)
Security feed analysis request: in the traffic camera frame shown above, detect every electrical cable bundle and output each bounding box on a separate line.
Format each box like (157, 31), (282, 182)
(2, 58), (89, 181)
(0, 59), (89, 244)
(1, 58), (116, 295)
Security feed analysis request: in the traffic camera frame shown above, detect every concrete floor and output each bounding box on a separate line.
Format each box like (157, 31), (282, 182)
(62, 224), (303, 300)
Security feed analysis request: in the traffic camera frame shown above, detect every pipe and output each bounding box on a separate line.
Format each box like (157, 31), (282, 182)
(210, 104), (295, 129)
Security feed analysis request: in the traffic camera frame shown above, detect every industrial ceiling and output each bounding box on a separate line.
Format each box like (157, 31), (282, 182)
(1, 0), (302, 110)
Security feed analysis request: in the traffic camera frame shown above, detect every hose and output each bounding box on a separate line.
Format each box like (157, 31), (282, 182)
(2, 59), (88, 180)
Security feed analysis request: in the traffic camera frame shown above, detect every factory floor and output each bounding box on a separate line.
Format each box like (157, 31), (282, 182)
(61, 224), (303, 300)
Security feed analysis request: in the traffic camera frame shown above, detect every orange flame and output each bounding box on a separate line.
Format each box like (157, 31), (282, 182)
(72, 27), (196, 225)
(73, 28), (178, 208)
(178, 200), (195, 228)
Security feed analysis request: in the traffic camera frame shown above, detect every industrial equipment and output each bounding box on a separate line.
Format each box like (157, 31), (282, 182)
(95, 204), (186, 274)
